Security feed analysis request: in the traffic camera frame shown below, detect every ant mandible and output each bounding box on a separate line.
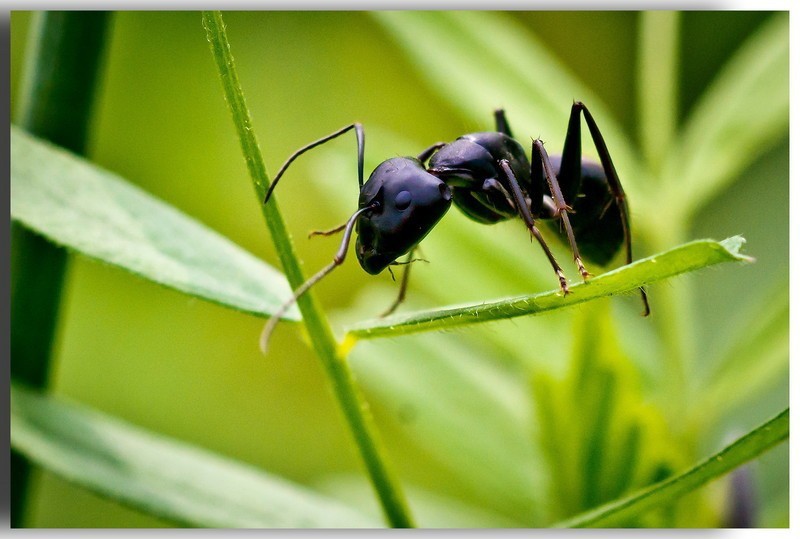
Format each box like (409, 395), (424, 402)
(260, 102), (650, 353)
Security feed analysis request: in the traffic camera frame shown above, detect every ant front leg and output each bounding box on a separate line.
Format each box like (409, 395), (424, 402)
(379, 247), (422, 318)
(532, 139), (590, 281)
(259, 203), (377, 354)
(498, 160), (569, 295)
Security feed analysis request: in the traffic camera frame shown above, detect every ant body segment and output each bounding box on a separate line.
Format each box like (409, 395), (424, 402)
(260, 102), (649, 353)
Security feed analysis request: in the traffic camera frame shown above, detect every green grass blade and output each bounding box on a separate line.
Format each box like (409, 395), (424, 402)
(556, 408), (788, 528)
(10, 383), (380, 528)
(347, 237), (752, 340)
(11, 126), (299, 321)
(664, 13), (788, 217)
(201, 12), (414, 528)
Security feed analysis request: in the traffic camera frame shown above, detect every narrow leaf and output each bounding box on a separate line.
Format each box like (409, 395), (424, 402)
(11, 126), (299, 320)
(665, 13), (788, 215)
(10, 383), (380, 528)
(347, 237), (752, 340)
(557, 408), (788, 528)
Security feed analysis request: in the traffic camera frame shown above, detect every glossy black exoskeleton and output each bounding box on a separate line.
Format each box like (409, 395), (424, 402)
(259, 102), (649, 352)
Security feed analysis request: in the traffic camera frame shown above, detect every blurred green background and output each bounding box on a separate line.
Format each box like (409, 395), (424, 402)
(10, 11), (787, 527)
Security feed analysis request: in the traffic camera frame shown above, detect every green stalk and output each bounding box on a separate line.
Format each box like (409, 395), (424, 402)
(11, 11), (111, 527)
(637, 11), (679, 174)
(201, 11), (414, 528)
(636, 12), (695, 432)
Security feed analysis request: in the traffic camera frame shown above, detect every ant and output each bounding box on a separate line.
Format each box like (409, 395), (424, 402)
(260, 102), (650, 353)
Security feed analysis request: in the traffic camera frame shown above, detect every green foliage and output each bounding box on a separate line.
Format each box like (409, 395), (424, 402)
(10, 11), (788, 528)
(11, 383), (380, 528)
(11, 127), (298, 320)
(560, 407), (789, 528)
(347, 237), (752, 340)
(533, 302), (686, 525)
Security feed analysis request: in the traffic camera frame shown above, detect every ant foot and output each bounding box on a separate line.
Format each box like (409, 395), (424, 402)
(557, 270), (570, 295)
(575, 257), (592, 281)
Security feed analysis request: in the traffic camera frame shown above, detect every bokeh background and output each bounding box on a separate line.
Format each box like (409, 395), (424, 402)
(11, 11), (788, 527)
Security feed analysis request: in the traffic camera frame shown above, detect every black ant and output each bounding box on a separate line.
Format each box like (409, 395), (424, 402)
(260, 102), (650, 353)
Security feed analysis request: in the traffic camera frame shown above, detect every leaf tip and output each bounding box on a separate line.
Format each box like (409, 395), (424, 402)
(719, 235), (756, 263)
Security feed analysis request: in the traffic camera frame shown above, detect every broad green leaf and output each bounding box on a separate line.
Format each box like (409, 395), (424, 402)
(664, 13), (788, 216)
(346, 237), (752, 340)
(372, 11), (648, 201)
(557, 408), (788, 528)
(10, 383), (380, 528)
(11, 125), (299, 320)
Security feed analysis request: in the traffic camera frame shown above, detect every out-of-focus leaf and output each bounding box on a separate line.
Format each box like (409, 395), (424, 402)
(315, 474), (519, 528)
(557, 408), (789, 528)
(350, 333), (547, 524)
(347, 237), (752, 340)
(10, 383), (379, 528)
(371, 11), (648, 201)
(11, 126), (299, 320)
(533, 302), (682, 525)
(664, 13), (788, 216)
(698, 303), (789, 425)
(637, 11), (679, 172)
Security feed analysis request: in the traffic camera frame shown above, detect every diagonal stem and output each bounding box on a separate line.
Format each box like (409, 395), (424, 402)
(201, 11), (414, 528)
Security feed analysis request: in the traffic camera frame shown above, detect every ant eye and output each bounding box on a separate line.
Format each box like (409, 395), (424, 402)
(395, 190), (412, 210)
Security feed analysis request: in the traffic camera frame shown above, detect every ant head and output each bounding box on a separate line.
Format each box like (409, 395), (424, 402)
(356, 157), (451, 274)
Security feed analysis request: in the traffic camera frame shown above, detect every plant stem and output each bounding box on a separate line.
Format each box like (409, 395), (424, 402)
(640, 216), (695, 431)
(11, 11), (111, 527)
(637, 11), (679, 174)
(201, 11), (414, 528)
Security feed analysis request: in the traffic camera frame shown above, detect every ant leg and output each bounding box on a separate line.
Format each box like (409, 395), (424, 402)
(557, 102), (583, 205)
(498, 160), (569, 295)
(264, 122), (365, 204)
(482, 178), (516, 210)
(308, 222), (347, 239)
(379, 247), (421, 318)
(532, 139), (590, 281)
(417, 142), (447, 165)
(494, 109), (513, 137)
(259, 203), (377, 354)
(573, 101), (650, 316)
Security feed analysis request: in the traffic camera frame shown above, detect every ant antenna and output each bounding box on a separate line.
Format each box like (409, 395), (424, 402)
(259, 202), (378, 354)
(264, 123), (364, 204)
